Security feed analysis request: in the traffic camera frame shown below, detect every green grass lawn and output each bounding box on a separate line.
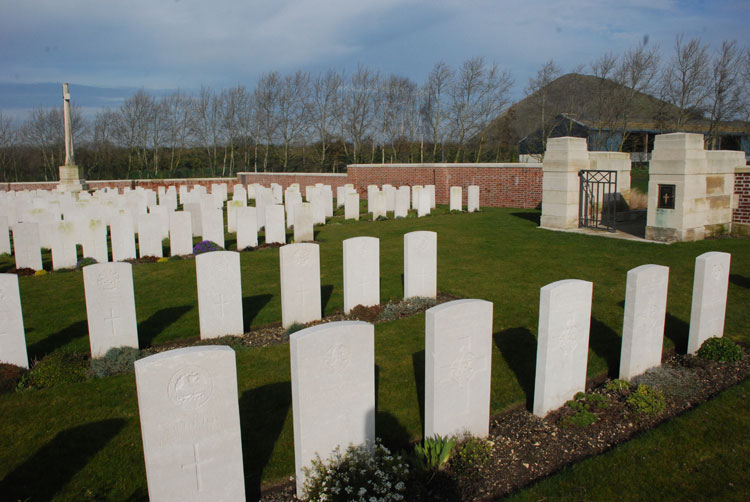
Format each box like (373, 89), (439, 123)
(1, 207), (748, 501)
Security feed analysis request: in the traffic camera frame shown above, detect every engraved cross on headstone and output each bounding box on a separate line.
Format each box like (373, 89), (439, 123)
(214, 293), (230, 319)
(295, 281), (308, 314)
(437, 335), (488, 413)
(104, 308), (120, 337)
(181, 443), (213, 492)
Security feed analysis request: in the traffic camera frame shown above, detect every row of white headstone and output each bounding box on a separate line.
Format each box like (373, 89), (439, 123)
(133, 295), (493, 501)
(128, 250), (731, 501)
(0, 230), (439, 365)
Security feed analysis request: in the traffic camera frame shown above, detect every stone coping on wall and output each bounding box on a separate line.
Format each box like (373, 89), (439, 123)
(348, 163), (543, 169)
(237, 171), (347, 177)
(736, 167), (750, 173)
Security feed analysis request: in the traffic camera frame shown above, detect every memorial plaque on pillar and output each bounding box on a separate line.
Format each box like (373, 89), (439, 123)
(657, 184), (676, 209)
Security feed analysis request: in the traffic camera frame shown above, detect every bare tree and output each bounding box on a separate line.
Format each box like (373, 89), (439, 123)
(0, 111), (18, 181)
(219, 85), (249, 176)
(163, 91), (194, 173)
(277, 71), (311, 170)
(310, 69), (342, 170)
(706, 40), (743, 149)
(192, 86), (223, 175)
(89, 109), (119, 178)
(449, 56), (513, 162)
(339, 65), (380, 164)
(524, 59), (562, 154)
(421, 61), (453, 162)
(114, 89), (154, 176)
(380, 74), (417, 162)
(660, 34), (711, 129)
(254, 72), (281, 171)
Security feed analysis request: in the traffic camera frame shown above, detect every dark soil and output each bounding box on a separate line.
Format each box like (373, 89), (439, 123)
(257, 346), (750, 502)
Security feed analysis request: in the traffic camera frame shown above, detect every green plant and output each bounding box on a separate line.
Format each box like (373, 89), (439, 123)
(450, 435), (493, 476)
(34, 269), (48, 276)
(303, 439), (409, 502)
(606, 379), (632, 392)
(0, 363), (27, 394)
(376, 215), (388, 221)
(375, 297), (439, 322)
(561, 392), (610, 428)
(285, 322), (306, 336)
(627, 385), (666, 416)
(20, 351), (89, 389)
(697, 337), (744, 362)
(89, 347), (142, 378)
(76, 257), (98, 270)
(413, 434), (456, 474)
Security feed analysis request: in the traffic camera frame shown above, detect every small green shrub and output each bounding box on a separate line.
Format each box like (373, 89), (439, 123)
(627, 385), (666, 416)
(606, 379), (632, 392)
(21, 351), (88, 389)
(76, 257), (98, 270)
(376, 215), (388, 221)
(697, 337), (744, 362)
(0, 363), (27, 394)
(413, 434), (455, 474)
(303, 439), (409, 502)
(560, 392), (610, 428)
(285, 322), (306, 336)
(450, 435), (493, 476)
(89, 346), (142, 378)
(376, 297), (439, 322)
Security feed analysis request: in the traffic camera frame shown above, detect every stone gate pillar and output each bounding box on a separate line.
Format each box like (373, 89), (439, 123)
(646, 133), (708, 242)
(540, 137), (589, 229)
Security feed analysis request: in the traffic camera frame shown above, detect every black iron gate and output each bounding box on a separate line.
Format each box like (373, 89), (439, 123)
(578, 170), (617, 232)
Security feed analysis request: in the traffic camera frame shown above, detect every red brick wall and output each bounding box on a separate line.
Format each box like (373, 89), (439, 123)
(347, 164), (544, 208)
(237, 172), (348, 191)
(734, 170), (750, 224)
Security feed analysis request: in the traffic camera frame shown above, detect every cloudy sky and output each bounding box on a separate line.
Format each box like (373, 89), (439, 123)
(0, 0), (747, 113)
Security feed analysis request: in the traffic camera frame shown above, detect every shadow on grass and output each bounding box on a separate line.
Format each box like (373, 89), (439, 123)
(411, 350), (425, 437)
(376, 410), (412, 454)
(589, 317), (622, 378)
(240, 381), (292, 502)
(242, 294), (272, 331)
(729, 274), (750, 289)
(0, 418), (126, 501)
(27, 319), (87, 361)
(493, 328), (537, 411)
(321, 284), (334, 315)
(664, 313), (689, 354)
(138, 305), (192, 347)
(510, 211), (541, 225)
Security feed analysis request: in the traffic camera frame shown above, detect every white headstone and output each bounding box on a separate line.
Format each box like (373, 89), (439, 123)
(195, 251), (243, 339)
(201, 208), (225, 248)
(134, 346), (245, 502)
(12, 222), (43, 271)
(310, 192), (326, 226)
(404, 231), (437, 299)
(322, 186), (333, 218)
(183, 202), (203, 237)
(285, 190), (302, 229)
(417, 189), (431, 217)
(235, 207), (258, 250)
(449, 186), (462, 211)
(383, 184), (396, 212)
(110, 213), (137, 262)
(148, 205), (171, 239)
(426, 299), (493, 438)
(0, 215), (10, 255)
(0, 273), (29, 368)
(343, 237), (379, 313)
(264, 205), (286, 245)
(293, 203), (314, 243)
(687, 251), (731, 354)
(425, 185), (436, 209)
(138, 213), (164, 258)
(366, 185), (377, 214)
(411, 185), (423, 210)
(50, 221), (78, 269)
(395, 186), (410, 218)
(533, 279), (593, 417)
(290, 321), (375, 497)
(83, 262), (139, 357)
(168, 211), (193, 257)
(81, 218), (109, 263)
(344, 192), (360, 221)
(233, 185), (247, 203)
(372, 191), (387, 220)
(468, 185), (480, 212)
(336, 186), (348, 208)
(619, 264), (669, 380)
(280, 243), (321, 328)
(226, 199), (246, 233)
